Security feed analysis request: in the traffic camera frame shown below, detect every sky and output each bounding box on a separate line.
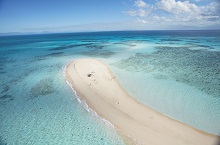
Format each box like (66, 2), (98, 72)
(0, 0), (219, 33)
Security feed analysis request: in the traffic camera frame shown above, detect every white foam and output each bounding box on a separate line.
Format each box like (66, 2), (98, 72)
(76, 98), (81, 103)
(63, 62), (115, 130)
(62, 65), (67, 77)
(79, 93), (115, 129)
(62, 61), (150, 143)
(102, 118), (114, 128)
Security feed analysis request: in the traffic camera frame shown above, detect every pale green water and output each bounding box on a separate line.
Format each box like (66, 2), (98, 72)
(0, 31), (220, 144)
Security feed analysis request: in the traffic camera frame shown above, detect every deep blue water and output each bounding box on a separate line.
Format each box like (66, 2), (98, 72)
(0, 30), (220, 144)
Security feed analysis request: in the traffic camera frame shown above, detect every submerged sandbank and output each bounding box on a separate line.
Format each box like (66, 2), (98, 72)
(65, 58), (219, 145)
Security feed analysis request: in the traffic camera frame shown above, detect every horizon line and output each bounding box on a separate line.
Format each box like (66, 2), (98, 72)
(1, 29), (220, 37)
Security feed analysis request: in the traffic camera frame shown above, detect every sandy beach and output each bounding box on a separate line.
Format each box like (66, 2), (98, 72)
(65, 58), (219, 145)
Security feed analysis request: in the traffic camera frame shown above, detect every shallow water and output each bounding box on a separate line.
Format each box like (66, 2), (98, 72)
(0, 30), (220, 144)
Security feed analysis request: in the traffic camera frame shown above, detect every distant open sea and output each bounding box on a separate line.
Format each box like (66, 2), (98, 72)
(0, 30), (220, 144)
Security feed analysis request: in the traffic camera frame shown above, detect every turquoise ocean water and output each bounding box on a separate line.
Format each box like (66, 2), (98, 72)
(0, 31), (220, 144)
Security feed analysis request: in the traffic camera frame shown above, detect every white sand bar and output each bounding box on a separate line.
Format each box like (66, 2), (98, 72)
(65, 58), (219, 145)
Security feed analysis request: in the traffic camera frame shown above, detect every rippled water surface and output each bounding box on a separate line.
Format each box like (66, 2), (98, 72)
(0, 31), (220, 144)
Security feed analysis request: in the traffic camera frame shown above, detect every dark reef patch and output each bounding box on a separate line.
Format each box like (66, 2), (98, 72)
(1, 85), (10, 94)
(48, 43), (94, 51)
(80, 40), (98, 43)
(160, 38), (182, 42)
(30, 78), (56, 98)
(80, 50), (116, 58)
(1, 49), (20, 55)
(45, 52), (64, 57)
(0, 136), (7, 145)
(0, 55), (17, 76)
(34, 52), (65, 61)
(113, 46), (220, 97)
(0, 94), (14, 102)
(113, 53), (154, 72)
(0, 56), (13, 71)
(185, 43), (214, 50)
(0, 71), (6, 74)
(86, 45), (105, 50)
